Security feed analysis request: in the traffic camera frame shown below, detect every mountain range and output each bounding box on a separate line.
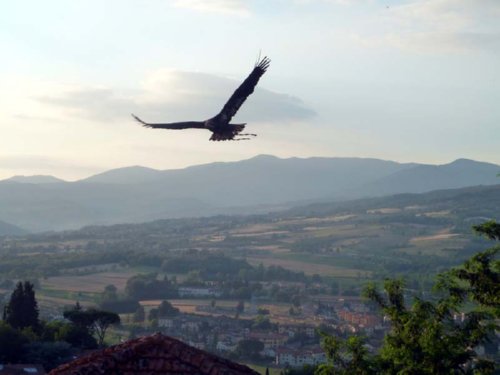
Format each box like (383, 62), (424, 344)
(0, 155), (498, 232)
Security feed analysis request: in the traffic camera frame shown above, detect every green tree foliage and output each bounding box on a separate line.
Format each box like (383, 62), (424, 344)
(148, 307), (158, 321)
(40, 319), (97, 349)
(318, 222), (499, 375)
(149, 300), (179, 320)
(162, 254), (251, 279)
(133, 305), (145, 323)
(235, 339), (264, 360)
(125, 273), (177, 300)
(92, 310), (120, 346)
(282, 364), (318, 375)
(0, 321), (28, 363)
(236, 300), (245, 314)
(157, 300), (179, 317)
(436, 221), (499, 315)
(253, 315), (274, 330)
(317, 335), (375, 375)
(102, 284), (118, 302)
(2, 281), (39, 331)
(473, 220), (500, 241)
(64, 307), (120, 347)
(366, 279), (495, 374)
(24, 341), (73, 371)
(100, 298), (141, 314)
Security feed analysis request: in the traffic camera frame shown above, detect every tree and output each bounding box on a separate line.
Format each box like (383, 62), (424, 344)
(24, 341), (73, 371)
(0, 321), (28, 363)
(318, 221), (499, 375)
(235, 339), (264, 360)
(102, 284), (118, 302)
(365, 279), (495, 374)
(148, 307), (159, 321)
(157, 300), (179, 317)
(317, 335), (375, 375)
(3, 281), (39, 331)
(92, 310), (120, 346)
(436, 221), (499, 314)
(291, 294), (301, 307)
(236, 300), (245, 314)
(64, 307), (120, 347)
(253, 315), (273, 330)
(54, 320), (97, 349)
(133, 305), (145, 323)
(283, 364), (318, 375)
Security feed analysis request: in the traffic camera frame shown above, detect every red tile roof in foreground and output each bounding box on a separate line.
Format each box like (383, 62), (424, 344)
(49, 333), (258, 375)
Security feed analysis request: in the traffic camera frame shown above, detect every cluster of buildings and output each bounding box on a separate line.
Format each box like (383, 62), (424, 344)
(155, 313), (328, 367)
(151, 296), (390, 369)
(336, 310), (381, 329)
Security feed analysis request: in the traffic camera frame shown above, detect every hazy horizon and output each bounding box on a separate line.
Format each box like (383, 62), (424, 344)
(2, 153), (499, 183)
(2, 0), (499, 180)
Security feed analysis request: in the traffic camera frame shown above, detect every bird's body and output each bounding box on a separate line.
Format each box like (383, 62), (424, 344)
(132, 56), (270, 141)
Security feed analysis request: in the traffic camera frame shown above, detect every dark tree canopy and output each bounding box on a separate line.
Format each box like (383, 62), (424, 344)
(0, 322), (28, 363)
(3, 281), (39, 331)
(235, 339), (264, 360)
(64, 307), (120, 347)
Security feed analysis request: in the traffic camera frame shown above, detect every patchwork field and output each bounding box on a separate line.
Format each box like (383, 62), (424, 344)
(41, 270), (136, 293)
(246, 255), (368, 278)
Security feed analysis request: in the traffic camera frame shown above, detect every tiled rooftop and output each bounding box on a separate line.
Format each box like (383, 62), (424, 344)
(49, 333), (258, 375)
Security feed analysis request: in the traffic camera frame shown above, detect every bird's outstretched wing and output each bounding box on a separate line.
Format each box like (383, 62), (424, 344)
(132, 114), (205, 129)
(214, 56), (270, 124)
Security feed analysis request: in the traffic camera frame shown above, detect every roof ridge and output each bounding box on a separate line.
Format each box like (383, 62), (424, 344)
(49, 332), (258, 375)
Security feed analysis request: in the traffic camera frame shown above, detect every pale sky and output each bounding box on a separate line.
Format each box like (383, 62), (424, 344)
(1, 0), (499, 180)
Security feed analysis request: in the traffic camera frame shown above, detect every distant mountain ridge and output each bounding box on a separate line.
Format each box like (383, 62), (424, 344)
(0, 155), (498, 232)
(0, 219), (27, 236)
(346, 158), (500, 199)
(7, 175), (66, 184)
(81, 166), (162, 184)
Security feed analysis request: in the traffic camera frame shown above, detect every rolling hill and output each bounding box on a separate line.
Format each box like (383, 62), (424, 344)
(0, 218), (27, 236)
(0, 155), (498, 232)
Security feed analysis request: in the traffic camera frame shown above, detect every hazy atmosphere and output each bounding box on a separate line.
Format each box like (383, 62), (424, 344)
(1, 1), (499, 374)
(2, 0), (499, 179)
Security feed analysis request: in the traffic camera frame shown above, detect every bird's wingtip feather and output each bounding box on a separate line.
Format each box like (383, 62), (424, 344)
(256, 56), (271, 71)
(131, 113), (151, 127)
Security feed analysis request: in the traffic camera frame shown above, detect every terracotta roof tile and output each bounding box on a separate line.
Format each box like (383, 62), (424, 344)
(49, 333), (258, 375)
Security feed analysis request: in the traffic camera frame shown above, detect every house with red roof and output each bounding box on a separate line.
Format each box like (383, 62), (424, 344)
(49, 333), (258, 375)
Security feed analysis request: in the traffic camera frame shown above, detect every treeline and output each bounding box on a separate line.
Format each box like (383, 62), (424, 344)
(98, 257), (321, 313)
(0, 282), (120, 370)
(161, 253), (252, 278)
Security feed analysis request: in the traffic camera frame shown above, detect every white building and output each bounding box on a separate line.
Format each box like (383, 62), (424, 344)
(276, 347), (326, 367)
(178, 287), (222, 298)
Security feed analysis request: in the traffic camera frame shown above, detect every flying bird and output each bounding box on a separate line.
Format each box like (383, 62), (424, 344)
(132, 56), (271, 141)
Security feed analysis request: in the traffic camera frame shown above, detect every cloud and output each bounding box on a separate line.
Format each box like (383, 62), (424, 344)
(38, 88), (135, 122)
(37, 70), (316, 124)
(171, 0), (251, 16)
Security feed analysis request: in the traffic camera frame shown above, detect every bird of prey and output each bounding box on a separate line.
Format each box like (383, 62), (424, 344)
(132, 56), (270, 141)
